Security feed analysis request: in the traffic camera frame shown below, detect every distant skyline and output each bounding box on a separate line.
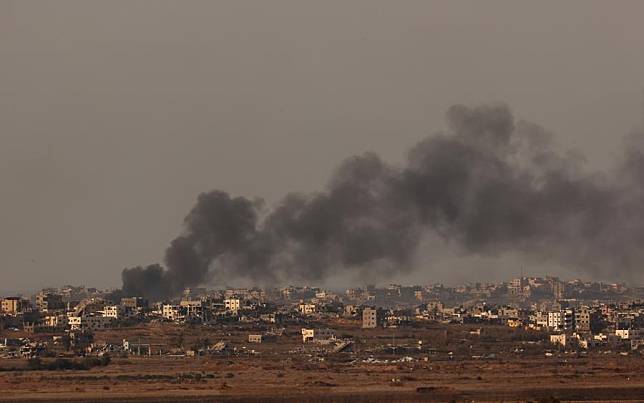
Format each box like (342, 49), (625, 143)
(1, 272), (640, 300)
(3, 1), (644, 290)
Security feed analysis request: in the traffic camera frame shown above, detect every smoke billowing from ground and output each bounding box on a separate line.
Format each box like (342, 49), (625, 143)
(122, 104), (644, 299)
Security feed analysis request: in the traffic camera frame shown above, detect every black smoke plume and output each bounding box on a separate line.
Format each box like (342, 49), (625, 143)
(122, 104), (644, 299)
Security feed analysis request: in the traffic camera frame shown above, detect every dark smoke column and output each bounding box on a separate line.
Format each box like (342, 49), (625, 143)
(122, 103), (644, 299)
(122, 191), (262, 299)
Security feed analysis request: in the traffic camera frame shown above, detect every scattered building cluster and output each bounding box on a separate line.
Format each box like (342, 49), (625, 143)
(1, 277), (643, 360)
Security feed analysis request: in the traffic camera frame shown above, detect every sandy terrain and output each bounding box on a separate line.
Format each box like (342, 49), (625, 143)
(1, 323), (642, 402)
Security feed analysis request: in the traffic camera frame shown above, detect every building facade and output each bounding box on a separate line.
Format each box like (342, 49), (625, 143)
(362, 307), (381, 328)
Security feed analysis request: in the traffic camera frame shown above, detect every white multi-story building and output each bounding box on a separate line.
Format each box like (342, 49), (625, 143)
(162, 304), (181, 321)
(102, 305), (122, 319)
(563, 309), (575, 330)
(68, 316), (82, 330)
(224, 299), (240, 312)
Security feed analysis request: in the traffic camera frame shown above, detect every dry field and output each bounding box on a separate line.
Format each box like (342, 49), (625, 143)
(1, 323), (642, 402)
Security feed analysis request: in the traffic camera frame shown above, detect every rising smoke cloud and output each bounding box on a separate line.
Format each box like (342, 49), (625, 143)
(122, 104), (644, 299)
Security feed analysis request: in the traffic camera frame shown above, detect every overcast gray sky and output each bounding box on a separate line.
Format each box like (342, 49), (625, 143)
(2, 1), (644, 291)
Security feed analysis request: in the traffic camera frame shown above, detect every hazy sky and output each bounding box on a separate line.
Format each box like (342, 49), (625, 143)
(2, 1), (644, 291)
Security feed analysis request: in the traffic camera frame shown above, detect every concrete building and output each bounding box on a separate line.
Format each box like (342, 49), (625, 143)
(616, 328), (640, 340)
(535, 311), (549, 328)
(301, 328), (335, 343)
(313, 328), (336, 342)
(1, 297), (24, 315)
(575, 307), (591, 332)
(248, 334), (263, 343)
(102, 305), (122, 319)
(550, 333), (567, 347)
(161, 304), (181, 321)
(298, 303), (316, 315)
(68, 316), (82, 330)
(68, 314), (113, 331)
(302, 328), (315, 342)
(84, 315), (113, 331)
(499, 307), (519, 318)
(507, 318), (522, 328)
(344, 305), (357, 316)
(315, 291), (327, 299)
(508, 278), (525, 296)
(180, 300), (203, 318)
(121, 297), (148, 309)
(548, 311), (563, 330)
(550, 277), (565, 300)
(631, 334), (644, 350)
(426, 300), (444, 312)
(35, 292), (64, 312)
(563, 309), (575, 330)
(248, 333), (276, 343)
(224, 298), (240, 312)
(362, 307), (382, 328)
(73, 298), (106, 316)
(42, 315), (67, 328)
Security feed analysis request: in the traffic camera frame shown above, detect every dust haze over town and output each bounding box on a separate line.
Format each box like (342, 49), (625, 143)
(2, 1), (644, 293)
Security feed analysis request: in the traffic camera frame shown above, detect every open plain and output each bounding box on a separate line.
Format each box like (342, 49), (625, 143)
(1, 322), (642, 402)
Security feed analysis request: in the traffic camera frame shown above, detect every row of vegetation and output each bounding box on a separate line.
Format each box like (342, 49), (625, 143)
(26, 355), (111, 371)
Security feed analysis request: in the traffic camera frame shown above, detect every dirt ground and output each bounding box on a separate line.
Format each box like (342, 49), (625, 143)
(1, 323), (642, 402)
